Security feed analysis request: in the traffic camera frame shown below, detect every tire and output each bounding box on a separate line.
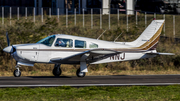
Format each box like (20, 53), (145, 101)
(13, 69), (21, 77)
(76, 68), (86, 77)
(53, 66), (62, 77)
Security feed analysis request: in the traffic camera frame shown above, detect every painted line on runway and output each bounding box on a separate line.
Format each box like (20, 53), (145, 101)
(0, 83), (180, 88)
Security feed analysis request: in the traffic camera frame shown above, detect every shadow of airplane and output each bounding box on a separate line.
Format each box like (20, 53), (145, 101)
(27, 76), (72, 78)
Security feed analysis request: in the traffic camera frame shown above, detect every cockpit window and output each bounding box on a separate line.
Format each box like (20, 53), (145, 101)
(37, 35), (55, 46)
(89, 43), (98, 48)
(54, 38), (73, 48)
(75, 40), (86, 48)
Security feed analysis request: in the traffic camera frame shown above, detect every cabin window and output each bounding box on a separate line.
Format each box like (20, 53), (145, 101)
(89, 43), (98, 48)
(37, 35), (55, 46)
(54, 38), (73, 48)
(75, 40), (86, 48)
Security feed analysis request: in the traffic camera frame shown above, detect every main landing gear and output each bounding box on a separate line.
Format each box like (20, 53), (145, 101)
(76, 68), (86, 77)
(53, 64), (62, 77)
(53, 53), (89, 78)
(13, 65), (21, 77)
(75, 53), (89, 77)
(52, 64), (87, 78)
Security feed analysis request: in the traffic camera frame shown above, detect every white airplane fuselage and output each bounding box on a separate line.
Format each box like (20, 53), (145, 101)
(11, 34), (156, 66)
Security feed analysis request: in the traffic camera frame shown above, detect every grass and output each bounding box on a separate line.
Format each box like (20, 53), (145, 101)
(0, 85), (179, 100)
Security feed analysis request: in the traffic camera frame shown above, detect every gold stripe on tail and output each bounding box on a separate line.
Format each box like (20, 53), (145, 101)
(137, 22), (164, 50)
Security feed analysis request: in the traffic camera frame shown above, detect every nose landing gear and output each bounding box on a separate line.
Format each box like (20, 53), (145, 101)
(13, 65), (21, 77)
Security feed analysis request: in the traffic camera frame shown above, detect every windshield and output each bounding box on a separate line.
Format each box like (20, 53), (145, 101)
(37, 35), (56, 46)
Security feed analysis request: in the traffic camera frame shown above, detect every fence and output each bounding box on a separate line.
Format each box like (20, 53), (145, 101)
(0, 7), (179, 38)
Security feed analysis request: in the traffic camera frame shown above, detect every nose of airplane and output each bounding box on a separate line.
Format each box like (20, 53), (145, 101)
(3, 46), (13, 53)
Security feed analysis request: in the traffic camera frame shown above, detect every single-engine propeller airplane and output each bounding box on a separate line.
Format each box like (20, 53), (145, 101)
(3, 20), (174, 77)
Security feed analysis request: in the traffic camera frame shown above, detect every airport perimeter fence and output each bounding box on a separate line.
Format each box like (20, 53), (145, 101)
(0, 7), (179, 38)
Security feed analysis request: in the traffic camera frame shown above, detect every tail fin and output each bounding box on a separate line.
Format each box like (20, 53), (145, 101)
(127, 20), (164, 50)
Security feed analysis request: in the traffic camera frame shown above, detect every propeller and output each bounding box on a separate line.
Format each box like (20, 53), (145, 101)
(6, 32), (10, 46)
(3, 32), (14, 53)
(3, 32), (16, 69)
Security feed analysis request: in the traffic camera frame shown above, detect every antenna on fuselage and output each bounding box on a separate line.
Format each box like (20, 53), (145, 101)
(97, 30), (106, 40)
(114, 33), (123, 42)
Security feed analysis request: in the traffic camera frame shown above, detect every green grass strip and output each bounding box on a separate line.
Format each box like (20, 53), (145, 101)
(0, 85), (180, 101)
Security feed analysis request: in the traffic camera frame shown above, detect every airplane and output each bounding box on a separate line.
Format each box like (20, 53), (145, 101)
(3, 20), (174, 77)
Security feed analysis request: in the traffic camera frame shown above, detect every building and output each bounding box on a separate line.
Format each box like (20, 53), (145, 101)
(0, 0), (34, 7)
(0, 0), (134, 15)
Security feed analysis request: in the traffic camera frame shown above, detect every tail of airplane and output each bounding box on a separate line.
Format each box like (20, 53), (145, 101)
(126, 20), (164, 51)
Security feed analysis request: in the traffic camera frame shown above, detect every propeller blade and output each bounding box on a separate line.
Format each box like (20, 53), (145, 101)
(6, 32), (10, 46)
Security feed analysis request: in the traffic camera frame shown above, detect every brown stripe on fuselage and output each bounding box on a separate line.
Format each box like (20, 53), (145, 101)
(16, 48), (143, 52)
(16, 49), (89, 52)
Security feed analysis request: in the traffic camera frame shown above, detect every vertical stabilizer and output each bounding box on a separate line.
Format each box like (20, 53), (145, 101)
(126, 20), (164, 50)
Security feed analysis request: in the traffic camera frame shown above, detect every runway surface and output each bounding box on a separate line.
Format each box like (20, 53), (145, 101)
(0, 75), (180, 87)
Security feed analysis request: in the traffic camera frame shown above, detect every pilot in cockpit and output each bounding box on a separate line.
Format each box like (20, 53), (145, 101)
(55, 39), (65, 47)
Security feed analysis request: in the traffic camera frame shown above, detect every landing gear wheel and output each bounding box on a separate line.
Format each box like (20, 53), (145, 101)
(53, 65), (62, 77)
(13, 69), (21, 77)
(76, 68), (86, 77)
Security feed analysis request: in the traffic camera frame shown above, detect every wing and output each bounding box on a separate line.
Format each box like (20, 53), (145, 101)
(50, 48), (121, 64)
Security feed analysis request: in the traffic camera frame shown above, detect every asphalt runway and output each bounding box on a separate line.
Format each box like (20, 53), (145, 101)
(0, 75), (180, 87)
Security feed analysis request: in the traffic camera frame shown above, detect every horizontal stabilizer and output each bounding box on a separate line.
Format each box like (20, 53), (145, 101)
(146, 53), (175, 55)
